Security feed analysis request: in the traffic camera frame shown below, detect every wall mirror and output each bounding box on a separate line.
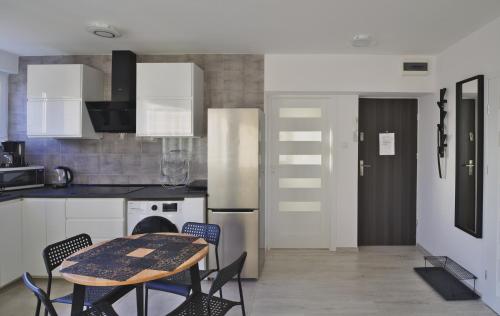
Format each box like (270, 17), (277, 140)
(455, 75), (484, 238)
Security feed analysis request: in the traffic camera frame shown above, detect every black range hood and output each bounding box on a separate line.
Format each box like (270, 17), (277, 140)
(86, 50), (137, 133)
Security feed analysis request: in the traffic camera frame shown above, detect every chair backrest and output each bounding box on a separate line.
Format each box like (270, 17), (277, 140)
(132, 216), (179, 235)
(181, 222), (221, 246)
(22, 273), (58, 316)
(209, 252), (247, 297)
(43, 233), (92, 273)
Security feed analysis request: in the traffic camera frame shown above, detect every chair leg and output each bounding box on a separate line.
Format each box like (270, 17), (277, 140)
(45, 276), (53, 316)
(144, 287), (149, 316)
(35, 299), (41, 316)
(238, 277), (245, 316)
(136, 285), (144, 316)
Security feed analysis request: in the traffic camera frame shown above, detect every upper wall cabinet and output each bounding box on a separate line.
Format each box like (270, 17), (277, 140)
(27, 64), (103, 138)
(136, 63), (204, 137)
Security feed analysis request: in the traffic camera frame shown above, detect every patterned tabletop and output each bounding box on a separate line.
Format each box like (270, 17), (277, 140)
(60, 233), (208, 287)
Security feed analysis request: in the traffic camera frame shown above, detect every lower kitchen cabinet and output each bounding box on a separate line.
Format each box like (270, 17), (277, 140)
(0, 197), (128, 287)
(0, 199), (23, 286)
(66, 198), (126, 244)
(22, 198), (66, 276)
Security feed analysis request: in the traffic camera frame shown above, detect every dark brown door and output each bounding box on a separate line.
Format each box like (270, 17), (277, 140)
(358, 98), (418, 245)
(455, 99), (476, 232)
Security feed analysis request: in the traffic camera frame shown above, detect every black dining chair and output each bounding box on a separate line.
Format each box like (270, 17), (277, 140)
(166, 252), (247, 316)
(144, 222), (221, 315)
(146, 222), (222, 315)
(40, 234), (125, 315)
(132, 216), (179, 235)
(22, 272), (118, 316)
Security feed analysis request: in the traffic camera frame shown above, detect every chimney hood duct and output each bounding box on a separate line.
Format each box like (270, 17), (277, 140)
(86, 50), (136, 133)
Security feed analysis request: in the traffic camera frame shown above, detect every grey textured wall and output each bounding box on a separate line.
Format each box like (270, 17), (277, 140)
(7, 54), (264, 184)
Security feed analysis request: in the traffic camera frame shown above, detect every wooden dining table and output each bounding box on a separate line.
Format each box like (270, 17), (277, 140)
(60, 232), (209, 316)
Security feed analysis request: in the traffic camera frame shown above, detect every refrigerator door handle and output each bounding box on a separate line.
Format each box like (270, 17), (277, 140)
(210, 208), (256, 213)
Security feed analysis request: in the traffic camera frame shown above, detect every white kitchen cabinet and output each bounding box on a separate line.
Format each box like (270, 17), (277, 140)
(27, 99), (83, 137)
(45, 199), (67, 245)
(66, 198), (125, 244)
(27, 64), (103, 139)
(0, 199), (23, 286)
(136, 63), (204, 137)
(137, 63), (196, 98)
(27, 64), (82, 99)
(0, 197), (127, 286)
(22, 198), (66, 276)
(182, 198), (206, 223)
(136, 98), (194, 137)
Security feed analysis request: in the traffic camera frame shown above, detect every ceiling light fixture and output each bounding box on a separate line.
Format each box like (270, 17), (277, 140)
(86, 23), (121, 39)
(352, 34), (373, 47)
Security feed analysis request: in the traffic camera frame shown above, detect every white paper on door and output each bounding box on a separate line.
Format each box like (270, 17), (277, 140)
(379, 133), (395, 156)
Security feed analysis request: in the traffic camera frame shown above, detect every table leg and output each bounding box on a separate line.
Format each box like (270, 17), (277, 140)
(71, 284), (85, 316)
(136, 284), (144, 316)
(190, 263), (202, 294)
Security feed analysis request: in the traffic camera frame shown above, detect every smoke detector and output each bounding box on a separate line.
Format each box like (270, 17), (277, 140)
(352, 34), (373, 47)
(86, 23), (121, 38)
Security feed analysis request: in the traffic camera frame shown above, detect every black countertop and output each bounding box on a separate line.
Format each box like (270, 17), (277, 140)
(0, 185), (207, 203)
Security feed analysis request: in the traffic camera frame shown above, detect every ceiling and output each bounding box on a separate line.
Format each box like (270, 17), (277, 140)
(1, 0), (500, 56)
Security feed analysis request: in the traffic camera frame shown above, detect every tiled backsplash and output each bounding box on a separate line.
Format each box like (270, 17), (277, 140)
(7, 54), (264, 184)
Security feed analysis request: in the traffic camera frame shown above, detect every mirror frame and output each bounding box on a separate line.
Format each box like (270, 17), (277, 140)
(455, 74), (484, 238)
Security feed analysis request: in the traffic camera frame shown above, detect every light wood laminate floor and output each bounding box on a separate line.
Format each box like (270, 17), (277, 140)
(0, 247), (495, 315)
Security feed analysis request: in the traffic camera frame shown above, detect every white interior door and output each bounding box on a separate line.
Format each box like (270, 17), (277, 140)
(268, 96), (334, 248)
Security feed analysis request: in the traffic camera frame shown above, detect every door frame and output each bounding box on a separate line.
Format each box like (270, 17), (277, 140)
(264, 93), (344, 251)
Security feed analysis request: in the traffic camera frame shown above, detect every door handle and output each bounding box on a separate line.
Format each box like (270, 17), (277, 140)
(462, 160), (475, 176)
(359, 160), (371, 177)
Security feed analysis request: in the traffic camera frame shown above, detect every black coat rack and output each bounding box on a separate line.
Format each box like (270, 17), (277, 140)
(437, 88), (447, 178)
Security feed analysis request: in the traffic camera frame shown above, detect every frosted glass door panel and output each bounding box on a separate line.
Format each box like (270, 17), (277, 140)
(280, 107), (322, 118)
(137, 98), (193, 136)
(279, 202), (321, 212)
(279, 190), (323, 201)
(279, 178), (322, 189)
(280, 131), (322, 142)
(279, 155), (322, 165)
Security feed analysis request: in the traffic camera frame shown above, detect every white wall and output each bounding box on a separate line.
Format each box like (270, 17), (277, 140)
(0, 50), (18, 74)
(417, 15), (500, 313)
(265, 54), (436, 94)
(265, 54), (434, 249)
(333, 95), (358, 248)
(0, 49), (17, 141)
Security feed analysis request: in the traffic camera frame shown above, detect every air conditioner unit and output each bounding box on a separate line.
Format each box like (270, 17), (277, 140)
(402, 60), (429, 76)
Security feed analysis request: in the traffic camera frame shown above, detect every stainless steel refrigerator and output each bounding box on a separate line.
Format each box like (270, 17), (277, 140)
(207, 108), (265, 279)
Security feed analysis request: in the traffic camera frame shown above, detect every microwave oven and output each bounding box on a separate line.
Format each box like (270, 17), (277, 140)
(0, 166), (45, 191)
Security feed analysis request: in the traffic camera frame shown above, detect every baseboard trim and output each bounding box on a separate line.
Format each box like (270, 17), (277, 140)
(416, 243), (432, 256)
(336, 247), (359, 252)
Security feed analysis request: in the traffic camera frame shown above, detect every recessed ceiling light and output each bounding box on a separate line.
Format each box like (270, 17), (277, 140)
(86, 23), (121, 39)
(352, 34), (373, 47)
